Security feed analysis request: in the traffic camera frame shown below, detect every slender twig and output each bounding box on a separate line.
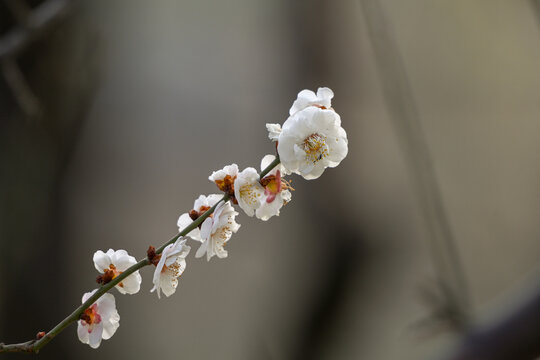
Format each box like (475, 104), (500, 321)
(0, 157), (280, 353)
(0, 340), (35, 353)
(358, 0), (471, 329)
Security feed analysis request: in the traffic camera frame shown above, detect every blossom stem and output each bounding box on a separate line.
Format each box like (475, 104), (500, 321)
(1, 158), (281, 354)
(33, 195), (230, 353)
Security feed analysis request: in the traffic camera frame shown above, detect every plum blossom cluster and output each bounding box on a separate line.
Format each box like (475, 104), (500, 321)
(74, 87), (348, 349)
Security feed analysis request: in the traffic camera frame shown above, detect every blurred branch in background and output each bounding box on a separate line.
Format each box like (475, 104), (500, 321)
(0, 0), (71, 118)
(442, 282), (540, 360)
(358, 0), (471, 332)
(282, 1), (369, 359)
(0, 0), (98, 357)
(0, 0), (71, 59)
(530, 0), (540, 32)
(1, 56), (41, 117)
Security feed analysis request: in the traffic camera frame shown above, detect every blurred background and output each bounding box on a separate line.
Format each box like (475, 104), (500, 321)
(2, 0), (540, 359)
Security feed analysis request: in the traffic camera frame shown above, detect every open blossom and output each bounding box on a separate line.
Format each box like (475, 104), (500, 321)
(256, 155), (293, 220)
(209, 164), (238, 200)
(177, 194), (223, 241)
(289, 87), (334, 116)
(234, 167), (264, 217)
(93, 249), (142, 295)
(234, 156), (293, 220)
(273, 89), (348, 179)
(77, 290), (120, 349)
(196, 200), (240, 261)
(150, 238), (190, 298)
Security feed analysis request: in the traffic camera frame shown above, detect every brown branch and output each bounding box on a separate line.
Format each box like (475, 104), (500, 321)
(0, 340), (36, 353)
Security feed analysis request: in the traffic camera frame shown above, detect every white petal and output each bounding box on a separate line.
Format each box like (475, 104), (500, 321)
(289, 89), (318, 115)
(212, 242), (228, 260)
(327, 135), (348, 166)
(316, 87), (334, 108)
(97, 293), (117, 320)
(176, 239), (191, 259)
(101, 313), (120, 340)
(206, 194), (223, 207)
(117, 271), (142, 295)
(256, 197), (284, 221)
(208, 164), (239, 182)
(111, 250), (136, 271)
(193, 194), (209, 211)
(82, 289), (97, 304)
(195, 240), (208, 259)
(260, 154), (277, 174)
(281, 189), (292, 203)
(164, 239), (190, 266)
(177, 213), (202, 241)
(93, 251), (111, 273)
(88, 323), (103, 349)
(77, 321), (90, 345)
(160, 271), (178, 297)
(266, 123), (282, 141)
(301, 163), (326, 180)
(200, 217), (213, 242)
(152, 249), (169, 298)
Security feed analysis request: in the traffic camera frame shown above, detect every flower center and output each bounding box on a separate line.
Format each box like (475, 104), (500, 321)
(97, 264), (123, 286)
(162, 259), (182, 278)
(260, 170), (293, 203)
(312, 104), (328, 110)
(239, 183), (260, 205)
(80, 304), (102, 326)
(189, 205), (213, 222)
(214, 175), (236, 197)
(302, 133), (328, 164)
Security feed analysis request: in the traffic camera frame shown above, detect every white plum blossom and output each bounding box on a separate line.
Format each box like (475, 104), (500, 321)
(93, 249), (142, 295)
(177, 194), (223, 241)
(256, 155), (293, 221)
(196, 200), (240, 261)
(289, 87), (334, 116)
(275, 98), (348, 180)
(234, 167), (264, 217)
(208, 163), (238, 197)
(77, 290), (120, 349)
(150, 238), (191, 299)
(209, 163), (238, 181)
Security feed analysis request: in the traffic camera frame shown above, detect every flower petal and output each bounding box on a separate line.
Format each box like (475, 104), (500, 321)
(266, 123), (282, 141)
(177, 213), (202, 241)
(118, 271), (142, 295)
(77, 321), (90, 345)
(101, 316), (119, 340)
(88, 323), (103, 349)
(97, 293), (117, 320)
(93, 251), (111, 273)
(111, 250), (136, 271)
